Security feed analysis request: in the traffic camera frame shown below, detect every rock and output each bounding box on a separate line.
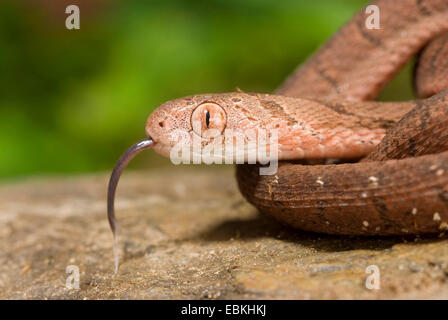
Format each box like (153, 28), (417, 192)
(1, 166), (448, 299)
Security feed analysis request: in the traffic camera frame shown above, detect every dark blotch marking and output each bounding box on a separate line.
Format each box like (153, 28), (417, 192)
(316, 68), (339, 92)
(373, 197), (400, 230)
(429, 38), (446, 77)
(407, 137), (418, 157)
(416, 0), (432, 16)
(418, 103), (432, 131)
(324, 102), (395, 129)
(261, 100), (298, 125)
(357, 15), (383, 47)
(274, 201), (284, 207)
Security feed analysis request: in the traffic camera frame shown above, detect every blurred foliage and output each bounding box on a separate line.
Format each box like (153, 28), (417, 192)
(0, 0), (414, 180)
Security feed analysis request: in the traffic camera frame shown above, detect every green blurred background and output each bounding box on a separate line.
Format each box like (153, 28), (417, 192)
(0, 0), (414, 180)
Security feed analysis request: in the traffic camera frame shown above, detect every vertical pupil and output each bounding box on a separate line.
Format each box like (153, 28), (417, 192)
(205, 110), (210, 128)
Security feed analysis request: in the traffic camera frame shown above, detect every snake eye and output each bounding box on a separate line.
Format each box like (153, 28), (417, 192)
(191, 102), (227, 138)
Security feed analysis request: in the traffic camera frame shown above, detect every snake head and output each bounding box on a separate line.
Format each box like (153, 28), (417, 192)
(146, 92), (273, 162)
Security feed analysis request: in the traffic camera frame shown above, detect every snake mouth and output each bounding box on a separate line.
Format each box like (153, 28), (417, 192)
(150, 141), (174, 158)
(107, 137), (155, 274)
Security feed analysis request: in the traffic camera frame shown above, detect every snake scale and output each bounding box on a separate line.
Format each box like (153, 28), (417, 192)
(108, 0), (448, 263)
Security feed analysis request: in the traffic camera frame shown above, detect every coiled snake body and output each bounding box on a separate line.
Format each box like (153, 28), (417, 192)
(108, 0), (448, 256)
(236, 0), (448, 235)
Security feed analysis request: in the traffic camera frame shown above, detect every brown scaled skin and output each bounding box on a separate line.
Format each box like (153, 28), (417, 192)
(415, 33), (448, 98)
(236, 88), (448, 235)
(237, 0), (448, 235)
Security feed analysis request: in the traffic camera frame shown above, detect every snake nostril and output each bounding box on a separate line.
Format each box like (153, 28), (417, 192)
(158, 121), (164, 128)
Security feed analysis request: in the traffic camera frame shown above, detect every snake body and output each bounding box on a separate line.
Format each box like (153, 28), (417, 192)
(109, 0), (448, 249)
(235, 0), (448, 235)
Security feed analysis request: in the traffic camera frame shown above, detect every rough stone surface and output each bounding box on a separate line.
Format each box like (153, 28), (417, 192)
(1, 166), (448, 299)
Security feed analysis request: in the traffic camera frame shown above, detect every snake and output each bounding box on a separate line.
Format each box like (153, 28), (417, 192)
(107, 0), (448, 273)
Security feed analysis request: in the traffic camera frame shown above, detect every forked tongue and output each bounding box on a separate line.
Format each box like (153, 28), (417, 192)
(107, 138), (154, 274)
